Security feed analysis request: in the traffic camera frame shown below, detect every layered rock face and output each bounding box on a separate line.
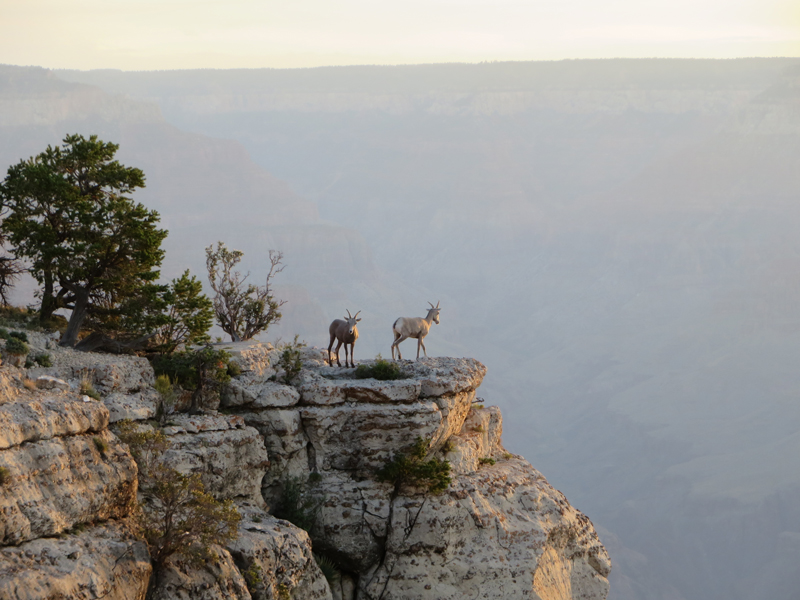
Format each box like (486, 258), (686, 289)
(221, 343), (611, 600)
(0, 335), (609, 600)
(0, 334), (330, 600)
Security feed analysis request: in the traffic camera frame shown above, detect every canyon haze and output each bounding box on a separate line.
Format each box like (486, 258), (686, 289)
(2, 58), (800, 599)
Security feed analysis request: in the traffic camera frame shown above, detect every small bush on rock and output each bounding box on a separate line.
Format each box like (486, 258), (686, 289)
(0, 466), (10, 485)
(0, 328), (8, 339)
(154, 374), (177, 425)
(116, 420), (241, 578)
(9, 330), (28, 342)
(4, 336), (28, 356)
(314, 553), (341, 587)
(93, 436), (109, 455)
(355, 355), (404, 381)
(478, 457), (496, 466)
(277, 336), (306, 384)
(273, 476), (323, 532)
(34, 353), (52, 367)
(80, 376), (101, 400)
(377, 437), (451, 496)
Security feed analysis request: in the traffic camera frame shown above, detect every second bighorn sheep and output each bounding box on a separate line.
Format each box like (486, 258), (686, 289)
(391, 301), (441, 361)
(328, 309), (361, 368)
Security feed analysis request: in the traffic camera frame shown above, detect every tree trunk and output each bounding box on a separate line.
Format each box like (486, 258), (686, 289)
(60, 288), (89, 347)
(39, 270), (56, 323)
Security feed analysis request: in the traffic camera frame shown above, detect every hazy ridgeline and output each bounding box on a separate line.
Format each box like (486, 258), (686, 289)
(4, 58), (800, 599)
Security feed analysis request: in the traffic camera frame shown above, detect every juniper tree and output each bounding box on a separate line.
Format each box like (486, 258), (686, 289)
(0, 134), (167, 346)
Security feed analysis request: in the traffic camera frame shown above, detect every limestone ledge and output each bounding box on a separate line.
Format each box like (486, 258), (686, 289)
(0, 395), (107, 450)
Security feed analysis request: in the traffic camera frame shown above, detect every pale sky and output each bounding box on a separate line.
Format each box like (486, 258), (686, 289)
(2, 0), (799, 71)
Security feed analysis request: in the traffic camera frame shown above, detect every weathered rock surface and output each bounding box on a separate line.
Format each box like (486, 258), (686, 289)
(360, 457), (611, 600)
(0, 520), (151, 600)
(161, 414), (269, 503)
(0, 396), (108, 450)
(0, 340), (609, 600)
(228, 504), (332, 600)
(0, 428), (137, 545)
(217, 350), (609, 599)
(150, 545), (251, 600)
(223, 379), (299, 409)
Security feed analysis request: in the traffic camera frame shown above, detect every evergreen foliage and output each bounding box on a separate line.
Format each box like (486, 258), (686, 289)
(355, 356), (405, 380)
(277, 336), (305, 384)
(4, 337), (28, 356)
(273, 476), (323, 532)
(0, 134), (167, 346)
(376, 437), (451, 495)
(116, 420), (241, 577)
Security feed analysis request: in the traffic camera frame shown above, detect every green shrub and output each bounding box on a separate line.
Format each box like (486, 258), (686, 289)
(24, 357), (34, 368)
(273, 477), (323, 532)
(354, 355), (404, 381)
(150, 346), (231, 389)
(478, 457), (496, 466)
(9, 331), (28, 342)
(4, 337), (28, 356)
(93, 436), (109, 455)
(116, 419), (241, 574)
(314, 553), (341, 587)
(0, 466), (10, 485)
(34, 353), (53, 367)
(242, 562), (263, 589)
(154, 375), (177, 424)
(277, 583), (291, 600)
(502, 452), (513, 460)
(0, 328), (8, 339)
(277, 336), (305, 384)
(376, 437), (451, 495)
(227, 361), (242, 378)
(80, 378), (101, 400)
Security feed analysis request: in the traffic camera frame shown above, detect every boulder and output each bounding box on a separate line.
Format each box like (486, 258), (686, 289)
(222, 379), (300, 409)
(34, 376), (70, 391)
(227, 505), (332, 600)
(0, 520), (151, 600)
(150, 545), (251, 600)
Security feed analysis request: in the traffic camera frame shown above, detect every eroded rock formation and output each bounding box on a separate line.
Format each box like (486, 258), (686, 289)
(0, 334), (609, 599)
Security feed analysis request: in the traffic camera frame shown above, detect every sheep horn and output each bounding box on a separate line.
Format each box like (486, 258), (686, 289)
(354, 310), (361, 319)
(428, 301), (435, 309)
(346, 309), (352, 319)
(436, 301), (440, 308)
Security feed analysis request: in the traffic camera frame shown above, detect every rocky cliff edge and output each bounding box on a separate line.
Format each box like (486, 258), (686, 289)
(0, 334), (609, 600)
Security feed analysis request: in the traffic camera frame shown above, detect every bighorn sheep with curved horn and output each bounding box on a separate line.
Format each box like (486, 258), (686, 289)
(391, 301), (441, 361)
(327, 309), (361, 368)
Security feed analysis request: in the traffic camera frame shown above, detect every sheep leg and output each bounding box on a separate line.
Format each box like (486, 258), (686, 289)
(335, 340), (343, 367)
(344, 342), (351, 368)
(348, 342), (355, 368)
(419, 336), (427, 359)
(392, 334), (409, 361)
(327, 333), (336, 366)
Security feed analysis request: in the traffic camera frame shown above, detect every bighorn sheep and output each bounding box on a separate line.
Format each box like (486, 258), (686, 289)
(328, 309), (361, 368)
(391, 301), (441, 361)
